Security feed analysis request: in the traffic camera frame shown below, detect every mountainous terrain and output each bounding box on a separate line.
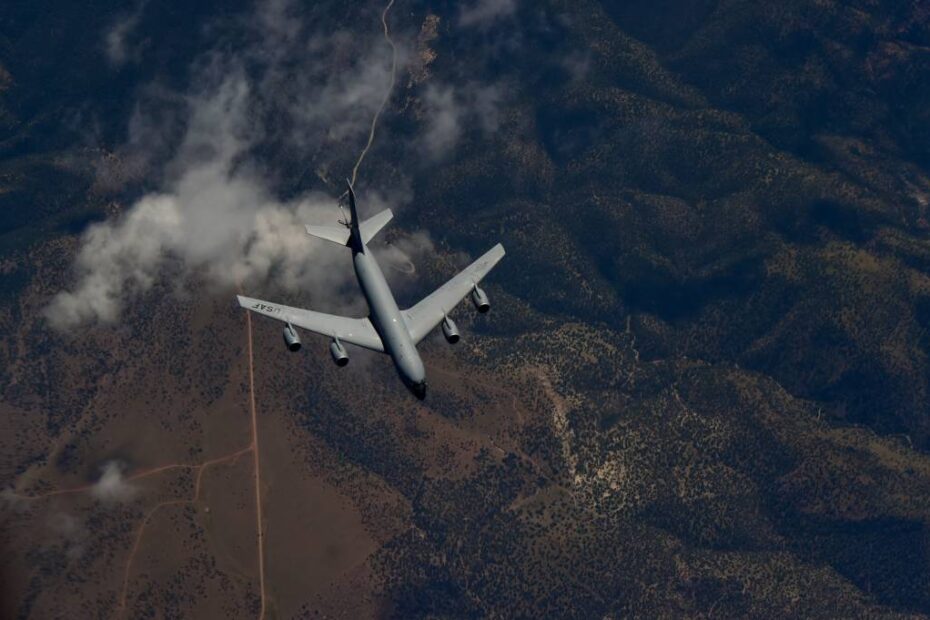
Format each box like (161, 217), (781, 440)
(2, 0), (930, 617)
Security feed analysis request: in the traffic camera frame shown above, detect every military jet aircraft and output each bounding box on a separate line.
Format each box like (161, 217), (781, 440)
(237, 180), (505, 399)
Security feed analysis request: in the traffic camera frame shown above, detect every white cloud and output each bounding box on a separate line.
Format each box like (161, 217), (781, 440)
(46, 195), (182, 329)
(422, 85), (463, 158)
(92, 85), (187, 192)
(50, 0), (433, 331)
(45, 75), (378, 329)
(267, 31), (409, 151)
(561, 51), (592, 82)
(375, 231), (436, 280)
(91, 461), (137, 503)
(105, 1), (147, 67)
(472, 83), (504, 134)
(420, 82), (506, 158)
(47, 512), (90, 560)
(458, 0), (517, 28)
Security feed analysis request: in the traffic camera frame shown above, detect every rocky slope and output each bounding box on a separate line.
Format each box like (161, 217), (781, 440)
(3, 0), (930, 617)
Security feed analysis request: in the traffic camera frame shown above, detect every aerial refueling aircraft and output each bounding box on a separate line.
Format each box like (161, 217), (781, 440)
(237, 180), (505, 399)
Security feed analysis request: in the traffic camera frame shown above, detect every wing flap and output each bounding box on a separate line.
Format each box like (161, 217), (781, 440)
(402, 243), (505, 344)
(237, 295), (384, 352)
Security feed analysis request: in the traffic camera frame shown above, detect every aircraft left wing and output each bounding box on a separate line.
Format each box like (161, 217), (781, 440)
(237, 295), (385, 352)
(402, 243), (505, 344)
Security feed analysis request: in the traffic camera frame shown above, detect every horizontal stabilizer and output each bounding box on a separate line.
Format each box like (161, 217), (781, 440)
(305, 209), (393, 248)
(305, 224), (350, 246)
(360, 209), (393, 244)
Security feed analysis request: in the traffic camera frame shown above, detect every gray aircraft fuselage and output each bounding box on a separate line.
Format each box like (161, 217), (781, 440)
(353, 242), (427, 399)
(242, 180), (503, 399)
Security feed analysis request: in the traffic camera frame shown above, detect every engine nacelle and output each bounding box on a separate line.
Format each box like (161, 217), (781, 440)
(330, 339), (349, 367)
(283, 324), (301, 352)
(471, 285), (490, 313)
(441, 316), (460, 344)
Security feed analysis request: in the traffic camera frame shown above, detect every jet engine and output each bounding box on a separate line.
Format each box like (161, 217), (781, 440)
(330, 339), (349, 366)
(283, 323), (301, 352)
(471, 285), (490, 313)
(441, 316), (460, 344)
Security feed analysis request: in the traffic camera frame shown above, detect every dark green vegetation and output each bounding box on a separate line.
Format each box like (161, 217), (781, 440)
(3, 0), (930, 617)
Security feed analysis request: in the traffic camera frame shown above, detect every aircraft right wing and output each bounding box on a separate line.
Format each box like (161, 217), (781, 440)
(237, 295), (385, 352)
(402, 243), (506, 344)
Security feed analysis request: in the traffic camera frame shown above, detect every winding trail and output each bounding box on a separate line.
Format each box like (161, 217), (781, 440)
(11, 456), (250, 504)
(117, 305), (265, 618)
(350, 0), (398, 187)
(10, 3), (400, 618)
(116, 446), (253, 618)
(16, 302), (266, 620)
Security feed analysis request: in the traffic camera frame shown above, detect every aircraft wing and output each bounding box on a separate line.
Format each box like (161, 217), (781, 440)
(237, 295), (385, 352)
(402, 243), (506, 344)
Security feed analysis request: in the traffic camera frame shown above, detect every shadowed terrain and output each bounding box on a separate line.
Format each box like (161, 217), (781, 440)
(3, 0), (930, 617)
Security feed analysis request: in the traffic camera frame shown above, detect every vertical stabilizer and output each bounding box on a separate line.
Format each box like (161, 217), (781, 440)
(306, 180), (391, 249)
(345, 179), (363, 250)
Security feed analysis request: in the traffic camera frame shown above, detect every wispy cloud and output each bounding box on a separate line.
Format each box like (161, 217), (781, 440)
(48, 0), (433, 331)
(561, 50), (592, 82)
(458, 0), (518, 28)
(421, 85), (462, 157)
(420, 82), (505, 159)
(47, 512), (90, 560)
(91, 461), (137, 503)
(105, 0), (147, 67)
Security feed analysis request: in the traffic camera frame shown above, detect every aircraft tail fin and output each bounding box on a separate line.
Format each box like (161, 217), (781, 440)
(304, 210), (393, 247)
(304, 180), (393, 248)
(346, 179), (360, 230)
